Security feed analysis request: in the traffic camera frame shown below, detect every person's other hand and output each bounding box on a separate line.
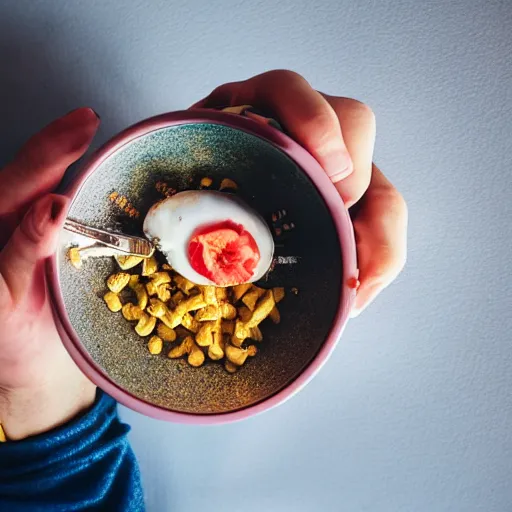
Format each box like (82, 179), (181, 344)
(192, 70), (408, 316)
(0, 108), (100, 440)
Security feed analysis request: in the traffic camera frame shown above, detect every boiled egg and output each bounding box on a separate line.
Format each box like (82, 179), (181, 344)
(143, 190), (274, 286)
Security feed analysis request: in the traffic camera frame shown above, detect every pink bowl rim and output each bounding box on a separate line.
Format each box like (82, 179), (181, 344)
(46, 109), (358, 424)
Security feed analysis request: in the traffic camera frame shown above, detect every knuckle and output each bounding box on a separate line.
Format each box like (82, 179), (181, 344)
(389, 189), (408, 223)
(352, 100), (376, 125)
(260, 69), (306, 84)
(330, 97), (376, 128)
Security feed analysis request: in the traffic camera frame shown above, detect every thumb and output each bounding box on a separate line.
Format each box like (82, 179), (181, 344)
(0, 194), (68, 305)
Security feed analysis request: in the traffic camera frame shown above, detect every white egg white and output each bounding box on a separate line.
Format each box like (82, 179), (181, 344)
(143, 190), (274, 285)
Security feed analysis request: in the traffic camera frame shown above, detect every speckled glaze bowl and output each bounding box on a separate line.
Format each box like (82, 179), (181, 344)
(47, 110), (357, 424)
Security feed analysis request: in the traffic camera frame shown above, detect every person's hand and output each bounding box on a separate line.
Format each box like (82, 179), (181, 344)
(192, 70), (408, 316)
(0, 108), (100, 440)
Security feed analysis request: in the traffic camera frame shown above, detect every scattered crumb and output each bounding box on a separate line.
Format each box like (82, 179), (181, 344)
(155, 181), (177, 198)
(200, 177), (213, 188)
(219, 178), (238, 191)
(108, 191), (140, 218)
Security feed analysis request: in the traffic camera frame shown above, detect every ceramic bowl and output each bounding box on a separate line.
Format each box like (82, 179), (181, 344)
(47, 109), (357, 423)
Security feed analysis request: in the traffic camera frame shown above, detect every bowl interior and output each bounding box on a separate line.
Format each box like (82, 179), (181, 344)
(57, 121), (341, 414)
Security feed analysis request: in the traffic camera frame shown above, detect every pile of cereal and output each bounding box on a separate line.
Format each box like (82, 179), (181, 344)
(103, 254), (284, 373)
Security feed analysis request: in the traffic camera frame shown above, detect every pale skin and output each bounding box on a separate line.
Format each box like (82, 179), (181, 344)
(0, 70), (407, 440)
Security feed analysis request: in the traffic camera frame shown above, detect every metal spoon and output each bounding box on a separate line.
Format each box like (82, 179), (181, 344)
(63, 218), (298, 287)
(64, 219), (155, 257)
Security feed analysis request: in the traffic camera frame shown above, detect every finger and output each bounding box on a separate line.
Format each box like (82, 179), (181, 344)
(351, 164), (408, 317)
(197, 70), (353, 183)
(321, 95), (376, 207)
(0, 194), (68, 306)
(190, 82), (241, 109)
(0, 108), (99, 215)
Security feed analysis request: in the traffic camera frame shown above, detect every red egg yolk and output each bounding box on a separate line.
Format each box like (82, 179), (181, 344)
(188, 220), (260, 286)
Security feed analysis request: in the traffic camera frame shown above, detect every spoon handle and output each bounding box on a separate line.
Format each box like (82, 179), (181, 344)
(63, 219), (155, 257)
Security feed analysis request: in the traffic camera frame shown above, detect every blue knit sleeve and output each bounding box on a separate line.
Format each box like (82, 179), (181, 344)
(0, 390), (145, 511)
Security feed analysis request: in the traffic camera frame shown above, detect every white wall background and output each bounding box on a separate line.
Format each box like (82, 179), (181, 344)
(1, 1), (511, 510)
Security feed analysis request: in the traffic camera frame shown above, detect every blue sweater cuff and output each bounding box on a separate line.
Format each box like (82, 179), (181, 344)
(0, 390), (145, 511)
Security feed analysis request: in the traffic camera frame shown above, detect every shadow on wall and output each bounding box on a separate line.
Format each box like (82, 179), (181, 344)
(0, 14), (134, 179)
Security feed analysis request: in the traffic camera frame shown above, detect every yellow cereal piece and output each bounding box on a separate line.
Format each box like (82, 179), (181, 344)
(253, 286), (266, 298)
(142, 256), (158, 276)
(195, 303), (236, 322)
(171, 291), (185, 306)
(219, 178), (238, 191)
(225, 344), (257, 366)
(200, 176), (213, 188)
(249, 290), (275, 326)
(237, 306), (252, 323)
(151, 271), (172, 287)
(224, 360), (238, 373)
(202, 285), (218, 305)
(231, 329), (247, 348)
(104, 291), (122, 312)
(162, 263), (173, 271)
(220, 303), (237, 320)
(181, 312), (200, 333)
(122, 303), (144, 321)
(148, 335), (163, 355)
(160, 311), (180, 329)
(133, 283), (148, 310)
(156, 284), (171, 303)
(216, 287), (228, 302)
(146, 281), (158, 296)
(147, 298), (169, 318)
(196, 322), (214, 347)
(135, 313), (157, 337)
(174, 275), (195, 294)
(179, 294), (207, 313)
(128, 275), (148, 309)
(208, 321), (225, 360)
(233, 283), (251, 301)
(157, 322), (177, 342)
(116, 255), (143, 270)
(0, 423), (6, 442)
(187, 345), (205, 367)
(249, 326), (263, 342)
(195, 305), (218, 322)
(273, 287), (285, 303)
(168, 336), (205, 367)
(242, 289), (260, 311)
(269, 306), (281, 324)
(107, 272), (131, 293)
(232, 290), (275, 346)
(163, 294), (207, 329)
(68, 247), (82, 269)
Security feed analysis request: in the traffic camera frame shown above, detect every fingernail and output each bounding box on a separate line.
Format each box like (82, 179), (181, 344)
(324, 152), (353, 183)
(63, 107), (100, 124)
(29, 195), (54, 239)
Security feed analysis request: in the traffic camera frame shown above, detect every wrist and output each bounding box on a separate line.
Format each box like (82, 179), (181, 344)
(0, 365), (96, 441)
